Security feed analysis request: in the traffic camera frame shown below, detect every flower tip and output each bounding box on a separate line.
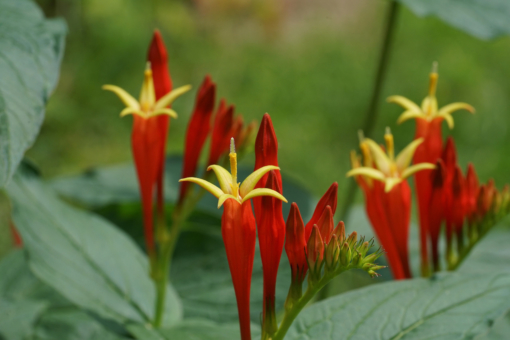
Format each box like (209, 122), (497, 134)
(431, 61), (438, 74)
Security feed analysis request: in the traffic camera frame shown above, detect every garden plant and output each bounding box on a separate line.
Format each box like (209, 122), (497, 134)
(2, 0), (510, 339)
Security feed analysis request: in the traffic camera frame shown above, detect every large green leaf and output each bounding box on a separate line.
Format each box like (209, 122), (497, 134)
(128, 319), (259, 340)
(0, 250), (68, 340)
(171, 230), (291, 324)
(33, 308), (129, 340)
(285, 272), (510, 339)
(0, 0), (66, 186)
(6, 165), (182, 326)
(396, 0), (510, 40)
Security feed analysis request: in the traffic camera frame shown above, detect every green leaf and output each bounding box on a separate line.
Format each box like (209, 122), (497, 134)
(0, 299), (47, 340)
(0, 0), (66, 186)
(284, 272), (510, 339)
(0, 250), (68, 340)
(396, 0), (510, 40)
(128, 319), (259, 340)
(172, 230), (291, 324)
(33, 308), (130, 340)
(5, 165), (182, 326)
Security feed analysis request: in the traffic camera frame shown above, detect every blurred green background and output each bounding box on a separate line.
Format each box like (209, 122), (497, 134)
(2, 0), (510, 256)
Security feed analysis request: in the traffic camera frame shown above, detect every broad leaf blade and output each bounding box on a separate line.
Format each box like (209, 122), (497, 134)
(0, 0), (66, 186)
(396, 0), (510, 40)
(128, 319), (259, 340)
(285, 272), (510, 339)
(6, 166), (182, 326)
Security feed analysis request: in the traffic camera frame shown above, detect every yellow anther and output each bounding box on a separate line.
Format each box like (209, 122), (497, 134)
(428, 62), (438, 98)
(360, 142), (372, 168)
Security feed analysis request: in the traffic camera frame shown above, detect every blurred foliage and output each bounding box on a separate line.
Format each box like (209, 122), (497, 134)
(1, 0), (508, 255)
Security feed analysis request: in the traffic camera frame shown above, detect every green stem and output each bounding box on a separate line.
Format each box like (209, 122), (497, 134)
(339, 0), (400, 222)
(273, 269), (349, 340)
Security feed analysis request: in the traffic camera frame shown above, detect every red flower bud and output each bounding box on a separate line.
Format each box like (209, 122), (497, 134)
(285, 203), (307, 281)
(316, 205), (334, 244)
(305, 182), (338, 240)
(258, 170), (285, 336)
(307, 225), (324, 272)
(253, 114), (282, 222)
(429, 159), (445, 270)
(207, 99), (234, 166)
(179, 76), (216, 202)
(465, 163), (480, 224)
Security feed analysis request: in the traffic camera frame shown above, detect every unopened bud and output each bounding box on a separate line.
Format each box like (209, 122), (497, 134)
(359, 241), (369, 257)
(340, 242), (351, 266)
(332, 221), (345, 244)
(325, 235), (339, 271)
(346, 231), (357, 247)
(307, 225), (324, 272)
(317, 206), (334, 244)
(351, 251), (361, 266)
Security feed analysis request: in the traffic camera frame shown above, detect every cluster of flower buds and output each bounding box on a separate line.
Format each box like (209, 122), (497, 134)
(429, 138), (510, 269)
(285, 185), (384, 306)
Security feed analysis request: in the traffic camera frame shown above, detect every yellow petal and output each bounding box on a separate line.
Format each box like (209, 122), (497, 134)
(384, 178), (403, 193)
(120, 107), (146, 118)
(396, 110), (424, 124)
(387, 95), (421, 112)
(218, 194), (240, 208)
(239, 165), (280, 198)
(346, 167), (386, 182)
(102, 85), (140, 110)
(364, 139), (391, 175)
(401, 163), (436, 179)
(437, 102), (475, 129)
(441, 113), (455, 129)
(421, 96), (438, 116)
(395, 138), (424, 173)
(150, 108), (178, 118)
(207, 165), (233, 194)
(241, 188), (287, 204)
(179, 177), (224, 198)
(438, 102), (475, 115)
(154, 85), (192, 110)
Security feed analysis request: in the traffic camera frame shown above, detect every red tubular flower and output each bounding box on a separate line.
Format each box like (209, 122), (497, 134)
(465, 164), (480, 225)
(180, 139), (287, 340)
(442, 137), (458, 249)
(348, 129), (434, 279)
(148, 30), (174, 217)
(208, 99), (234, 166)
(258, 170), (286, 336)
(222, 199), (257, 340)
(179, 76), (217, 202)
(388, 66), (474, 275)
(103, 56), (190, 258)
(285, 203), (308, 282)
(304, 182), (338, 240)
(428, 159), (445, 270)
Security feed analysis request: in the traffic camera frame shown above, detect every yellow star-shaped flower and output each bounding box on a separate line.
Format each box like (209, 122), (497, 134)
(347, 128), (436, 192)
(180, 138), (287, 208)
(103, 63), (191, 119)
(387, 62), (475, 129)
